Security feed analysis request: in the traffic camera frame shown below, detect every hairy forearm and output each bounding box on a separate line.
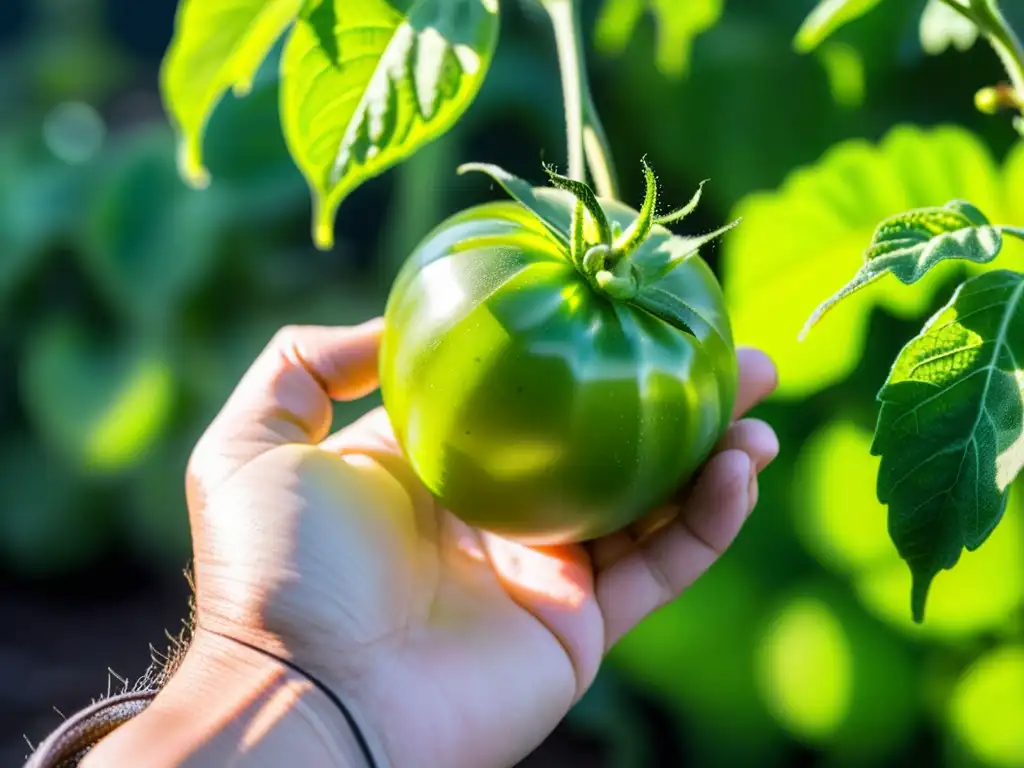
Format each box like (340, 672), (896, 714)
(80, 630), (369, 767)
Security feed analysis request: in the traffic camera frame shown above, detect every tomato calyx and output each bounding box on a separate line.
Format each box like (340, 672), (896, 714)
(456, 160), (741, 304)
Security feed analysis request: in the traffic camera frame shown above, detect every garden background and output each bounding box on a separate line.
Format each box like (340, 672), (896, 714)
(3, 0), (1024, 765)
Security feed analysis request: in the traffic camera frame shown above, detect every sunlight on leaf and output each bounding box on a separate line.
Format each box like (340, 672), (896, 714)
(854, 503), (1024, 638)
(86, 360), (175, 471)
(721, 124), (1024, 399)
(815, 42), (865, 109)
(594, 0), (721, 77)
(801, 200), (1022, 338)
(20, 320), (175, 475)
(755, 596), (852, 742)
(795, 420), (1024, 637)
(794, 0), (887, 54)
(873, 270), (1024, 621)
(949, 645), (1024, 768)
(919, 0), (979, 56)
(160, 0), (303, 187)
(281, 0), (499, 249)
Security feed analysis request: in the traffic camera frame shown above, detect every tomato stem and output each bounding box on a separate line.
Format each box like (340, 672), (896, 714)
(943, 0), (1024, 134)
(542, 0), (621, 198)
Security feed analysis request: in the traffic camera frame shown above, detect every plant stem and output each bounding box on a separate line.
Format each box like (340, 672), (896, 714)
(942, 0), (1024, 130)
(542, 0), (620, 198)
(972, 0), (1024, 96)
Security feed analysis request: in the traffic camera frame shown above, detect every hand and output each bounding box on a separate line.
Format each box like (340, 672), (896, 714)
(166, 319), (778, 767)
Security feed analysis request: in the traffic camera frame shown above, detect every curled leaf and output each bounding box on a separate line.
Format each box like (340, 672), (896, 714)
(794, 0), (887, 54)
(160, 0), (303, 187)
(801, 200), (1024, 339)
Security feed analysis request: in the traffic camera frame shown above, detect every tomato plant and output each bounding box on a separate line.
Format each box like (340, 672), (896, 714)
(158, 0), (743, 546)
(156, 0), (1024, 621)
(795, 0), (1024, 621)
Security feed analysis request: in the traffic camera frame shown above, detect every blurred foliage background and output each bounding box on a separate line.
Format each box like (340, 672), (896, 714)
(4, 0), (1024, 765)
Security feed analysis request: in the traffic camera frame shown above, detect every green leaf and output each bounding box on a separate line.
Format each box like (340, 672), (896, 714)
(160, 0), (304, 187)
(20, 319), (176, 475)
(814, 42), (866, 109)
(794, 0), (888, 53)
(802, 200), (1024, 338)
(721, 124), (1024, 399)
(81, 128), (224, 328)
(793, 420), (1024, 638)
(919, 0), (979, 55)
(595, 0), (721, 77)
(282, 0), (500, 249)
(872, 269), (1024, 622)
(457, 162), (572, 246)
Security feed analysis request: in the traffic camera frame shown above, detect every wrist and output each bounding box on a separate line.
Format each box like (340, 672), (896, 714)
(81, 628), (372, 767)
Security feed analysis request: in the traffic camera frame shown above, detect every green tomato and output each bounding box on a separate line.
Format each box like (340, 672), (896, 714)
(379, 165), (738, 545)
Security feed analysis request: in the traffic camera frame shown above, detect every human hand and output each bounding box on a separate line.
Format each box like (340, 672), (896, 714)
(132, 318), (778, 767)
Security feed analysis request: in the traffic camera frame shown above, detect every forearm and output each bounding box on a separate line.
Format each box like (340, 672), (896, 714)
(78, 629), (370, 767)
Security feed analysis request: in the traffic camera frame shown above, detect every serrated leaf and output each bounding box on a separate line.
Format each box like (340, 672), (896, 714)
(794, 0), (888, 54)
(802, 200), (1024, 337)
(160, 0), (304, 186)
(282, 0), (499, 249)
(595, 0), (721, 76)
(919, 0), (979, 56)
(872, 269), (1024, 621)
(721, 124), (1024, 399)
(794, 420), (1024, 638)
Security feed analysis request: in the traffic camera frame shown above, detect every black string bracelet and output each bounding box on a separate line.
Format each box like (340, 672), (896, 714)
(229, 635), (380, 768)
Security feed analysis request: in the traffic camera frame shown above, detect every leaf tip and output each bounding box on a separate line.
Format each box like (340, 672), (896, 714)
(177, 137), (210, 190)
(312, 198), (336, 251)
(456, 162), (483, 176)
(231, 78), (254, 99)
(910, 570), (933, 624)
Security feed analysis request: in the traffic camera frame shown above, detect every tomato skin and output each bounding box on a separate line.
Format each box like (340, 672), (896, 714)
(380, 189), (738, 545)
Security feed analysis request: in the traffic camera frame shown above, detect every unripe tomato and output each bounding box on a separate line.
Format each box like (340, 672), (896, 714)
(379, 164), (738, 545)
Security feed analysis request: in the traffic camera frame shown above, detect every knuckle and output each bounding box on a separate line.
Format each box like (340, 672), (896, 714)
(270, 324), (304, 353)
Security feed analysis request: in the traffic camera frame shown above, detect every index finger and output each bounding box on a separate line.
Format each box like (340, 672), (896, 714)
(732, 347), (777, 420)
